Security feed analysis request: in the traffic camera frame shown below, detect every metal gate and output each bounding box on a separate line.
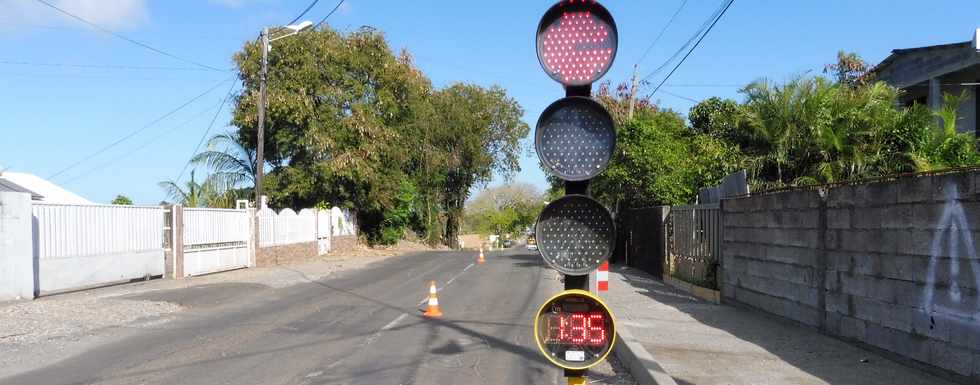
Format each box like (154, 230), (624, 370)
(668, 203), (721, 289)
(182, 207), (250, 276)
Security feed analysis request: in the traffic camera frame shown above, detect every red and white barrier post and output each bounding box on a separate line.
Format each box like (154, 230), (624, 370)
(597, 261), (609, 292)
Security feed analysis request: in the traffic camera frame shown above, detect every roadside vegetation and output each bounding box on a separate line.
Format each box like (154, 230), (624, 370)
(462, 183), (544, 240)
(554, 51), (980, 209)
(169, 32), (980, 247)
(163, 26), (527, 247)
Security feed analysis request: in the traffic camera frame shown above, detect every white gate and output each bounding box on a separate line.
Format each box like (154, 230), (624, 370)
(316, 209), (332, 254)
(31, 203), (164, 294)
(182, 207), (250, 276)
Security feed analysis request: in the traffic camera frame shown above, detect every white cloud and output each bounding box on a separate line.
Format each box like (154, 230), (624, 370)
(1, 0), (149, 30)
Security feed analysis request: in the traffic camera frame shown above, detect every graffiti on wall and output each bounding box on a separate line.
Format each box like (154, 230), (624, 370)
(922, 182), (980, 319)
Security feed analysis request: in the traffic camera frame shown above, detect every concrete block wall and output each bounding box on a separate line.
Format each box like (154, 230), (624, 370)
(721, 170), (980, 381)
(826, 173), (980, 379)
(722, 189), (824, 328)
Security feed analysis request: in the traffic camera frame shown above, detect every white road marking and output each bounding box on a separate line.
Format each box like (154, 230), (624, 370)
(418, 262), (475, 305)
(381, 314), (408, 331)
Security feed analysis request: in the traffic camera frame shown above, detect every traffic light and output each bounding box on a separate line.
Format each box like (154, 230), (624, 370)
(536, 0), (618, 87)
(533, 290), (616, 370)
(531, 0), (619, 381)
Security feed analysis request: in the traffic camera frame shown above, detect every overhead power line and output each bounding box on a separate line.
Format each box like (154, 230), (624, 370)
(641, 0), (729, 83)
(32, 0), (227, 72)
(316, 0), (346, 27)
(60, 97), (231, 185)
(48, 76), (236, 180)
(649, 0), (735, 97)
(0, 60), (217, 72)
(636, 0), (688, 66)
(289, 0), (322, 25)
(657, 89), (700, 103)
(174, 80), (240, 184)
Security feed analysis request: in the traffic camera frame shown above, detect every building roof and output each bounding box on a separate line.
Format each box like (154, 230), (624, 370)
(0, 177), (42, 200)
(0, 172), (92, 204)
(872, 41), (972, 74)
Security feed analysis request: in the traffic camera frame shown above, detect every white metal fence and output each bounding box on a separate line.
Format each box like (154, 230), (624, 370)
(182, 207), (250, 276)
(31, 203), (164, 294)
(257, 207), (355, 249)
(24, 200), (356, 295)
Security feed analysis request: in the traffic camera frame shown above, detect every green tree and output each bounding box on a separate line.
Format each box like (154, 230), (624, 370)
(909, 91), (980, 171)
(158, 170), (218, 208)
(191, 131), (256, 191)
(231, 27), (433, 244)
(111, 195), (133, 205)
(464, 183), (543, 236)
(688, 97), (749, 144)
(230, 26), (528, 246)
(427, 84), (529, 248)
(824, 50), (870, 88)
(586, 108), (741, 208)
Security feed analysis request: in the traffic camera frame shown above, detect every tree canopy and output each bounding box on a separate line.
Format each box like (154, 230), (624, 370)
(464, 182), (543, 237)
(111, 195), (133, 205)
(227, 26), (528, 246)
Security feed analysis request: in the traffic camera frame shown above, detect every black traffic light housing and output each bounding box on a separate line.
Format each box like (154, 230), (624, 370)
(531, 0), (619, 378)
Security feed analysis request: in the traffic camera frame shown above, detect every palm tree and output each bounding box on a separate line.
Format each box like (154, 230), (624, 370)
(158, 170), (213, 208)
(190, 132), (256, 191)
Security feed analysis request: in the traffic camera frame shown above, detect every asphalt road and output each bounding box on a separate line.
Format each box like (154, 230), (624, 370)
(1, 248), (620, 385)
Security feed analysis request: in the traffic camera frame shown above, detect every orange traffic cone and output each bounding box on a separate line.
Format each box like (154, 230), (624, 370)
(423, 281), (443, 318)
(477, 247), (486, 264)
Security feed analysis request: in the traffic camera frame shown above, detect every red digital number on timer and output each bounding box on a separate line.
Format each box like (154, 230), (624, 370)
(548, 312), (607, 346)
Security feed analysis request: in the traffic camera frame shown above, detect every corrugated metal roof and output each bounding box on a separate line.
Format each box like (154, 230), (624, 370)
(872, 41), (971, 75)
(0, 177), (43, 200)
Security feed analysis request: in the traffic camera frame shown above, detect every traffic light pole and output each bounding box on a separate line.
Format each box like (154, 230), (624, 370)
(563, 83), (591, 384)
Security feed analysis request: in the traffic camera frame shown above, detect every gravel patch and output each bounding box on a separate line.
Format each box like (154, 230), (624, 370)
(0, 295), (181, 347)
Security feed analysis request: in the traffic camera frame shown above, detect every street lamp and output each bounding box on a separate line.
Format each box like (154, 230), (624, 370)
(255, 21), (314, 209)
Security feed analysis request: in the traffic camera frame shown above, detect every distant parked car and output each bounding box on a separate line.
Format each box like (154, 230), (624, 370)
(503, 240), (514, 248)
(526, 236), (538, 251)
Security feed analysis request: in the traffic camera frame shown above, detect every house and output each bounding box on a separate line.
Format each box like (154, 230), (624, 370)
(872, 28), (980, 135)
(0, 171), (92, 204)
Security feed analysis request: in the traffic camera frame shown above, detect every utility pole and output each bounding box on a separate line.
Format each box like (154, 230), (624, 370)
(255, 27), (269, 208)
(627, 64), (639, 121)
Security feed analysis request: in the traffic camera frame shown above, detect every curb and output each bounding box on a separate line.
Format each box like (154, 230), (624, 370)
(614, 327), (678, 385)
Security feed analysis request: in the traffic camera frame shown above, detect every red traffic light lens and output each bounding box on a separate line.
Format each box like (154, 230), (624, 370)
(534, 290), (616, 370)
(536, 0), (618, 86)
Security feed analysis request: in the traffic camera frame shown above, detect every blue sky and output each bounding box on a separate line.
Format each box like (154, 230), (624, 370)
(1, 0), (977, 204)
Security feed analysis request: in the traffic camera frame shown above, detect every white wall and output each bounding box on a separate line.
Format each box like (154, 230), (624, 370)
(32, 203), (164, 294)
(0, 192), (35, 300)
